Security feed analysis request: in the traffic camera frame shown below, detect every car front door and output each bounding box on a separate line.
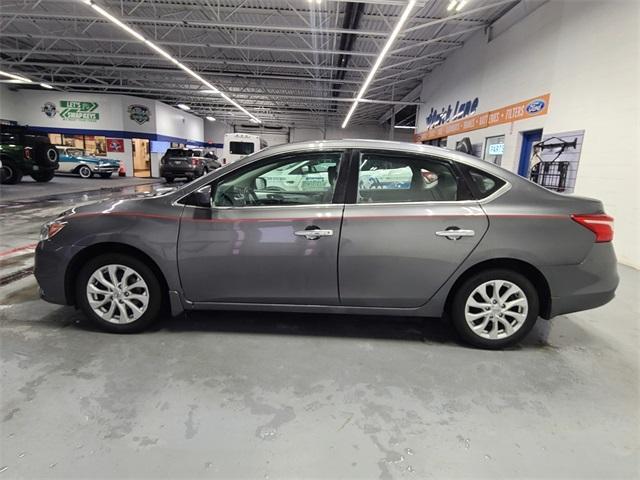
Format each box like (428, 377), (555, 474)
(338, 150), (489, 308)
(177, 150), (348, 305)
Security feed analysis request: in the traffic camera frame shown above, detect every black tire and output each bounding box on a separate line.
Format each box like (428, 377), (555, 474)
(0, 160), (23, 184)
(33, 143), (59, 167)
(77, 165), (93, 179)
(31, 170), (56, 182)
(99, 173), (113, 179)
(76, 253), (163, 333)
(164, 176), (174, 183)
(450, 269), (539, 349)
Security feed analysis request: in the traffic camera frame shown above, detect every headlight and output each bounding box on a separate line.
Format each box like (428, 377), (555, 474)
(40, 221), (67, 241)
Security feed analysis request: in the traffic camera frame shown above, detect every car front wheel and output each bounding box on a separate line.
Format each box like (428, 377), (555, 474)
(0, 160), (23, 184)
(78, 165), (93, 178)
(450, 269), (539, 349)
(76, 254), (162, 333)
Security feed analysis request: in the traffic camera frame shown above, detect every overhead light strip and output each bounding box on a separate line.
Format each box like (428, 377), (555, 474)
(341, 0), (416, 129)
(80, 0), (261, 123)
(0, 70), (55, 90)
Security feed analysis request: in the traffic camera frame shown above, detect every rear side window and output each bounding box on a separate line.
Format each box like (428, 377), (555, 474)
(230, 142), (255, 155)
(466, 167), (506, 198)
(356, 152), (463, 203)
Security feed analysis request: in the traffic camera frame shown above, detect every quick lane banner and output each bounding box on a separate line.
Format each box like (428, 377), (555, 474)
(414, 93), (551, 142)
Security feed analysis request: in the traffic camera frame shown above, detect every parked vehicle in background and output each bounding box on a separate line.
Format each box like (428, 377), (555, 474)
(160, 148), (220, 183)
(0, 125), (59, 184)
(222, 133), (267, 166)
(35, 140), (619, 349)
(57, 146), (120, 179)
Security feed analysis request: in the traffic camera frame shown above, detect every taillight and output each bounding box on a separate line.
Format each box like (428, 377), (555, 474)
(24, 147), (32, 161)
(191, 158), (199, 166)
(222, 158), (227, 165)
(571, 214), (614, 243)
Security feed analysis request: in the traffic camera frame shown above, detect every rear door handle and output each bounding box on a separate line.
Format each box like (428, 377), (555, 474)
(435, 228), (475, 240)
(294, 229), (333, 240)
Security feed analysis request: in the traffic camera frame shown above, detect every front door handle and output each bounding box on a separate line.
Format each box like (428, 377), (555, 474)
(435, 228), (475, 240)
(294, 227), (333, 240)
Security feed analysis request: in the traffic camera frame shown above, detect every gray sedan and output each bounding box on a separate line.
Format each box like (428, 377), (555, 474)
(34, 140), (618, 348)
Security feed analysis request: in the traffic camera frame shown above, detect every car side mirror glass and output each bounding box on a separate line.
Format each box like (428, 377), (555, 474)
(189, 186), (211, 208)
(255, 177), (267, 190)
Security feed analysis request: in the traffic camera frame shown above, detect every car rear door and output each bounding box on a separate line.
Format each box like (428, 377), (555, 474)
(177, 149), (349, 305)
(338, 150), (489, 308)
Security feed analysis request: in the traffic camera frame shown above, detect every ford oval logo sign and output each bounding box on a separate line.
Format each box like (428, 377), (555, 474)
(526, 99), (545, 114)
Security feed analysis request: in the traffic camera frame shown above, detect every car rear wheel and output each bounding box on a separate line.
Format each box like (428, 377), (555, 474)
(450, 269), (539, 349)
(76, 254), (162, 333)
(78, 165), (93, 178)
(31, 170), (56, 182)
(0, 160), (23, 184)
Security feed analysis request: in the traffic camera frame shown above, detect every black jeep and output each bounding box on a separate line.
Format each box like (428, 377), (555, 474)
(0, 125), (59, 184)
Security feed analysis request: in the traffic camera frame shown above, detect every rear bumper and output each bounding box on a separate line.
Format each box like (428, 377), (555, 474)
(541, 242), (619, 318)
(160, 165), (200, 177)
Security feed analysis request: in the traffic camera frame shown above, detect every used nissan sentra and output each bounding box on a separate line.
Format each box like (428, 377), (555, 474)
(34, 140), (618, 348)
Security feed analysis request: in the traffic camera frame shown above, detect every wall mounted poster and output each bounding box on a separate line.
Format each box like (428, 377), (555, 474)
(106, 138), (125, 153)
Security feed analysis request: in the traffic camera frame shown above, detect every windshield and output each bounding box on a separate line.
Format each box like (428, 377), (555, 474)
(67, 148), (84, 156)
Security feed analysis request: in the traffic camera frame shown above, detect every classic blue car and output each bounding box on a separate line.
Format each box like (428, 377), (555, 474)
(57, 146), (120, 179)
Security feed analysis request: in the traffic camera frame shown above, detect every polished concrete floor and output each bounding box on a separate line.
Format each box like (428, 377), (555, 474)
(0, 184), (638, 479)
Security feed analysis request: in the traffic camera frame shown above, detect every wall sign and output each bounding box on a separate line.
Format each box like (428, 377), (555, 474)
(128, 104), (151, 125)
(41, 102), (57, 118)
(426, 97), (479, 129)
(488, 143), (504, 155)
(106, 138), (125, 152)
(415, 94), (550, 142)
(59, 100), (100, 122)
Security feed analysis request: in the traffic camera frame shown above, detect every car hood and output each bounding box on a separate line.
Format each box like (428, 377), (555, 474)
(57, 194), (164, 220)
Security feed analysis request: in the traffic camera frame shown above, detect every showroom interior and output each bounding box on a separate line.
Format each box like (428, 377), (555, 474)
(0, 0), (638, 478)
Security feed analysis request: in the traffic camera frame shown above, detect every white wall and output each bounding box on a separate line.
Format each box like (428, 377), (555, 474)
(290, 124), (413, 143)
(415, 0), (640, 267)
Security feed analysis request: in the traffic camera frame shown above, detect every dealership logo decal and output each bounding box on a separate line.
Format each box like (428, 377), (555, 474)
(59, 100), (99, 122)
(41, 102), (57, 118)
(128, 104), (150, 125)
(526, 99), (545, 114)
(426, 97), (479, 130)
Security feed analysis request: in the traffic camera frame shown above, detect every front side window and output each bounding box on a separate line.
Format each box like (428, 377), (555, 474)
(357, 152), (460, 203)
(209, 151), (343, 207)
(230, 142), (255, 155)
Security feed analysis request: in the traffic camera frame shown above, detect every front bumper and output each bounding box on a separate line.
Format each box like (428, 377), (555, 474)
(92, 165), (119, 173)
(34, 241), (76, 306)
(541, 242), (619, 318)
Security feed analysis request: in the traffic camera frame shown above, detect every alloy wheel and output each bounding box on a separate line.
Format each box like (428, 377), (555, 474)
(86, 264), (150, 324)
(464, 279), (529, 340)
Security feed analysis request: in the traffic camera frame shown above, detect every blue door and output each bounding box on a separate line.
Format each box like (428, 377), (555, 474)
(518, 130), (543, 177)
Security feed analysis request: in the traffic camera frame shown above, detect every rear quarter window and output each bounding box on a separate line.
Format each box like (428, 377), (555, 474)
(467, 167), (506, 198)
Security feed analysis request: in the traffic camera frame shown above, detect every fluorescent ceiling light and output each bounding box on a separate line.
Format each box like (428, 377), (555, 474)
(40, 82), (54, 89)
(205, 116), (216, 122)
(455, 0), (467, 11)
(341, 0), (416, 129)
(394, 125), (415, 129)
(177, 103), (190, 111)
(201, 89), (219, 94)
(249, 118), (260, 124)
(447, 0), (457, 11)
(80, 0), (260, 123)
(0, 70), (32, 83)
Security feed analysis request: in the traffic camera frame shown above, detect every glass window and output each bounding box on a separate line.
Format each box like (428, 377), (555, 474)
(230, 141), (255, 155)
(467, 167), (506, 198)
(62, 134), (84, 149)
(209, 152), (343, 207)
(483, 135), (505, 165)
(357, 152), (459, 203)
(48, 133), (62, 145)
(85, 135), (107, 156)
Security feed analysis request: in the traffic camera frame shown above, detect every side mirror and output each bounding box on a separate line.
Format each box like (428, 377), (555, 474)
(191, 187), (211, 207)
(255, 177), (267, 190)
